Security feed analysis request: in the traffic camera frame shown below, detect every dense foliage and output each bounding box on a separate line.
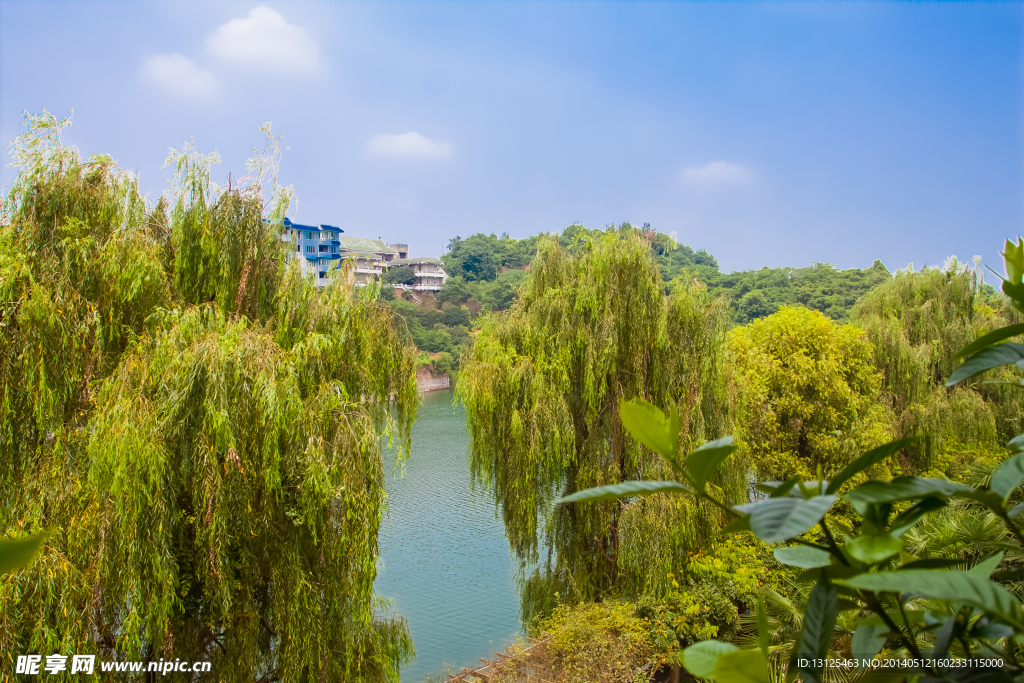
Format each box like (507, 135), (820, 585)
(434, 225), (896, 332)
(549, 241), (1024, 683)
(0, 114), (417, 681)
(852, 260), (1021, 471)
(459, 228), (739, 623)
(728, 306), (892, 481)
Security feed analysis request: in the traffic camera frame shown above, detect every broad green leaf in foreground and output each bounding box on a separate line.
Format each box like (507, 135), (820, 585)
(969, 553), (1003, 578)
(953, 323), (1024, 360)
(0, 533), (46, 575)
(837, 570), (1024, 630)
(744, 495), (837, 544)
(851, 624), (887, 663)
(845, 477), (971, 504)
(685, 437), (737, 490)
(844, 534), (902, 564)
(946, 342), (1024, 386)
(990, 453), (1024, 501)
(889, 497), (947, 538)
(713, 649), (769, 683)
(619, 399), (676, 459)
(557, 480), (692, 504)
(682, 640), (738, 680)
(826, 439), (913, 494)
(797, 579), (839, 683)
(773, 545), (833, 568)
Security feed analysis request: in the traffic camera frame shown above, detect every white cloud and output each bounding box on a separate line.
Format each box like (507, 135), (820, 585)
(207, 6), (319, 72)
(679, 161), (753, 185)
(142, 53), (218, 98)
(367, 132), (452, 159)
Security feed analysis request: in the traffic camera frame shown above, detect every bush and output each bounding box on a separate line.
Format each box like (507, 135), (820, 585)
(384, 264), (416, 285)
(536, 602), (655, 683)
(432, 352), (453, 376)
(441, 303), (471, 327)
(437, 276), (472, 305)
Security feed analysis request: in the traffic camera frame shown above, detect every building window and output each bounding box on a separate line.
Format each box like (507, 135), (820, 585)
(296, 244), (301, 252)
(305, 246), (314, 254)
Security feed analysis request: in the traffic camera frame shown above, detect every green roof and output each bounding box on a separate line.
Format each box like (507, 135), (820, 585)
(389, 257), (444, 266)
(336, 237), (396, 254)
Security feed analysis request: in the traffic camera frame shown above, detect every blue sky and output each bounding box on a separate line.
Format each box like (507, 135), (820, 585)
(1, 1), (1021, 273)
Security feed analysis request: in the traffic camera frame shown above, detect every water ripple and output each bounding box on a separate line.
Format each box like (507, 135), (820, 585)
(376, 390), (521, 682)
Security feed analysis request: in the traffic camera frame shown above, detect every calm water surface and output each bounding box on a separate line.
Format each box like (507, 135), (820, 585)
(376, 389), (522, 682)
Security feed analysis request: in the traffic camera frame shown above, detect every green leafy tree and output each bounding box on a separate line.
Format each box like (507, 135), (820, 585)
(437, 275), (472, 305)
(852, 259), (1020, 469)
(444, 234), (499, 281)
(459, 229), (738, 622)
(559, 239), (1024, 683)
(383, 264), (416, 285)
(728, 306), (893, 480)
(0, 112), (417, 682)
(704, 260), (892, 325)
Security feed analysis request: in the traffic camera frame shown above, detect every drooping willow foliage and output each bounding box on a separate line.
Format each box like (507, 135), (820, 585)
(0, 112), (417, 681)
(852, 260), (1022, 469)
(458, 229), (740, 622)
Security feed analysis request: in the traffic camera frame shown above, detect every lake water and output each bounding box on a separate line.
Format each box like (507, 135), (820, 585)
(376, 388), (522, 682)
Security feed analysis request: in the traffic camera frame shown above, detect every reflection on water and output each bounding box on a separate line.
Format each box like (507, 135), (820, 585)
(376, 389), (521, 682)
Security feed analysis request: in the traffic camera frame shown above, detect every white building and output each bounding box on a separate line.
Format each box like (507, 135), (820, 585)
(385, 257), (448, 292)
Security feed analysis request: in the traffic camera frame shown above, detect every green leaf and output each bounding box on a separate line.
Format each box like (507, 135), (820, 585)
(851, 624), (887, 663)
(1010, 502), (1024, 519)
(797, 579), (839, 683)
(898, 557), (963, 570)
(954, 323), (1024, 360)
(722, 515), (751, 534)
(1005, 282), (1024, 312)
(797, 564), (863, 584)
(619, 399), (675, 459)
(757, 595), (769, 661)
(845, 477), (971, 504)
(682, 640), (738, 680)
(889, 497), (947, 538)
(946, 342), (1024, 386)
(746, 495), (837, 544)
(970, 617), (1013, 641)
(1007, 433), (1024, 453)
(774, 545), (833, 568)
(0, 533), (45, 575)
(557, 480), (692, 504)
(930, 614), (956, 660)
(826, 439), (914, 494)
(714, 650), (769, 683)
(970, 553), (1003, 578)
(1005, 237), (1024, 285)
(757, 478), (800, 498)
(858, 610), (929, 626)
(684, 437), (737, 491)
(990, 453), (1024, 501)
(837, 570), (1024, 630)
(844, 534), (902, 564)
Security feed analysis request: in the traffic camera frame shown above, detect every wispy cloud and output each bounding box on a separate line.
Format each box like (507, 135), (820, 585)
(141, 54), (218, 99)
(207, 6), (319, 72)
(367, 132), (452, 159)
(679, 161), (754, 186)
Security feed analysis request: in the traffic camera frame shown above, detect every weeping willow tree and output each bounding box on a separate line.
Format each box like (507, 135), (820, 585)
(0, 112), (417, 681)
(458, 228), (740, 623)
(851, 259), (1022, 470)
